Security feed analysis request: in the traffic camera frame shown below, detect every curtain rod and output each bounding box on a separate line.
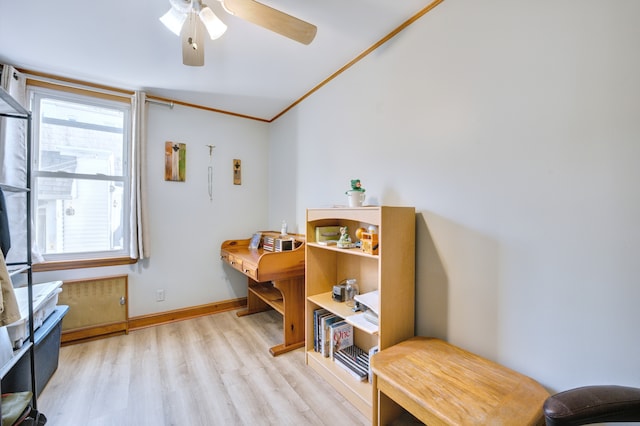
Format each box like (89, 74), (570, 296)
(146, 98), (174, 109)
(20, 69), (173, 109)
(20, 70), (134, 99)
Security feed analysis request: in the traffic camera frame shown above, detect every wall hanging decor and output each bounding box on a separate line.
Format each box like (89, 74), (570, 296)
(206, 144), (215, 200)
(233, 159), (241, 185)
(165, 141), (186, 182)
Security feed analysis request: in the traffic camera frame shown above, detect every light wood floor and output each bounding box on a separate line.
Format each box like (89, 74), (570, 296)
(38, 309), (369, 426)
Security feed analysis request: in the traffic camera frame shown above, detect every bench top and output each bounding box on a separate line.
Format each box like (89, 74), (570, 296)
(371, 336), (549, 425)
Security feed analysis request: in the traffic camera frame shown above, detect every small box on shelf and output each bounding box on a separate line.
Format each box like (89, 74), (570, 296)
(275, 238), (293, 252)
(315, 226), (341, 244)
(360, 232), (378, 255)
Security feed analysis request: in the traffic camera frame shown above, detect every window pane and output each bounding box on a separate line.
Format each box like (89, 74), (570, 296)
(38, 98), (124, 176)
(30, 86), (131, 260)
(35, 177), (124, 255)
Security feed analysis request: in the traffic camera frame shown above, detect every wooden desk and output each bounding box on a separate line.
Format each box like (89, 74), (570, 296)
(220, 234), (305, 356)
(371, 337), (549, 426)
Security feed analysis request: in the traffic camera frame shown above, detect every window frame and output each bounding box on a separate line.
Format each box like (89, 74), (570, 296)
(28, 81), (133, 263)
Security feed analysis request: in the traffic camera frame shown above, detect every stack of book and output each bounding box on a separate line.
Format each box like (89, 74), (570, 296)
(333, 345), (369, 381)
(262, 236), (275, 251)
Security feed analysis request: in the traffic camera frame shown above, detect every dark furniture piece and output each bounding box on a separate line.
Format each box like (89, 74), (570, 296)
(2, 306), (69, 398)
(0, 85), (39, 422)
(544, 385), (640, 425)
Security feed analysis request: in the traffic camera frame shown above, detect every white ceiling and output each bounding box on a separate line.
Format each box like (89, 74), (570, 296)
(0, 0), (437, 121)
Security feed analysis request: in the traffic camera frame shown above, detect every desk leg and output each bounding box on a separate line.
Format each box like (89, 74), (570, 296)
(378, 389), (404, 426)
(236, 278), (271, 317)
(269, 277), (305, 356)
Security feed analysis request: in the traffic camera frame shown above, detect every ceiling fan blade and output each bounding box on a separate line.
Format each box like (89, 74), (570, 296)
(222, 0), (317, 45)
(181, 13), (205, 66)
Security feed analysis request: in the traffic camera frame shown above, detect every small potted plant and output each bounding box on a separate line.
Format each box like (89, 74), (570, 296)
(345, 179), (365, 207)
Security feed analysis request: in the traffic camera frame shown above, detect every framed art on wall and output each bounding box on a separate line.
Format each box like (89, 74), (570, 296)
(165, 142), (186, 182)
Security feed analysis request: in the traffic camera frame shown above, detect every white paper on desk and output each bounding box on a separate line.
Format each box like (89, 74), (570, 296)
(354, 290), (379, 316)
(346, 313), (379, 334)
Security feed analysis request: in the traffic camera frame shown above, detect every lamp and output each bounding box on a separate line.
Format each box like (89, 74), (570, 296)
(198, 6), (227, 40)
(159, 7), (187, 36)
(160, 0), (227, 66)
(163, 0), (317, 51)
(161, 0), (227, 40)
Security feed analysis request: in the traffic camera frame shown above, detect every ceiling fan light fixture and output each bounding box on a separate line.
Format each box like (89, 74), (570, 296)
(160, 7), (187, 36)
(161, 0), (316, 67)
(199, 6), (227, 40)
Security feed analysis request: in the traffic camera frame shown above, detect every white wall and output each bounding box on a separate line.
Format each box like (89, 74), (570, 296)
(269, 0), (640, 393)
(36, 103), (270, 316)
(33, 0), (640, 397)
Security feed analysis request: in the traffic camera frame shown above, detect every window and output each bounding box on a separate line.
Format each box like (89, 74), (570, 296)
(30, 85), (131, 260)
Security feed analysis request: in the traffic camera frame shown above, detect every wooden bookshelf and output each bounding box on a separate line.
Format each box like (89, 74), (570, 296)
(305, 206), (416, 421)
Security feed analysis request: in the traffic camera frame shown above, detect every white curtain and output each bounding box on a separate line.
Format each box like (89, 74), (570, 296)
(130, 91), (149, 259)
(2, 68), (148, 262)
(0, 65), (27, 187)
(0, 65), (34, 265)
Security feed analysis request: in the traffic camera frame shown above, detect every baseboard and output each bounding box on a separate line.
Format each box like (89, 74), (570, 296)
(61, 322), (128, 346)
(61, 297), (247, 345)
(128, 298), (247, 331)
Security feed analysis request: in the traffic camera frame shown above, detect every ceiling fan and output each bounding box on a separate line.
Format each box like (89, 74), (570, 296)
(160, 0), (317, 66)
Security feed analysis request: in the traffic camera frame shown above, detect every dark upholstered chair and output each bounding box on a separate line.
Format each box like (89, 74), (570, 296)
(544, 385), (640, 425)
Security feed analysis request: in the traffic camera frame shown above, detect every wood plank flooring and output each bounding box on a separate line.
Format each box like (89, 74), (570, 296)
(38, 309), (369, 426)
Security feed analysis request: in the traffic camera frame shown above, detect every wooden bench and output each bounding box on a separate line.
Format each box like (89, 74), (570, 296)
(370, 337), (549, 425)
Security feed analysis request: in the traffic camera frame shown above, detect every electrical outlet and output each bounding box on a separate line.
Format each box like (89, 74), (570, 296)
(156, 289), (165, 302)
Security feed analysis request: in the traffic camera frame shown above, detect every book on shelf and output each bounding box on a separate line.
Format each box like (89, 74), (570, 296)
(333, 345), (369, 382)
(313, 308), (329, 352)
(329, 321), (353, 360)
(320, 314), (341, 357)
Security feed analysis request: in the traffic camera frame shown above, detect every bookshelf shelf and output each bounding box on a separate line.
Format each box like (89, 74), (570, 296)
(308, 292), (379, 335)
(305, 206), (416, 422)
(248, 282), (284, 314)
(308, 292), (356, 320)
(306, 242), (377, 259)
(306, 350), (372, 414)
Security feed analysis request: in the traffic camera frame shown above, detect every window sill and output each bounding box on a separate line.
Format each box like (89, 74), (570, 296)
(32, 256), (137, 272)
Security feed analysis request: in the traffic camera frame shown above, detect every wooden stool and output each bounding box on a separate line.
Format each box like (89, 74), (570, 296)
(370, 337), (549, 425)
